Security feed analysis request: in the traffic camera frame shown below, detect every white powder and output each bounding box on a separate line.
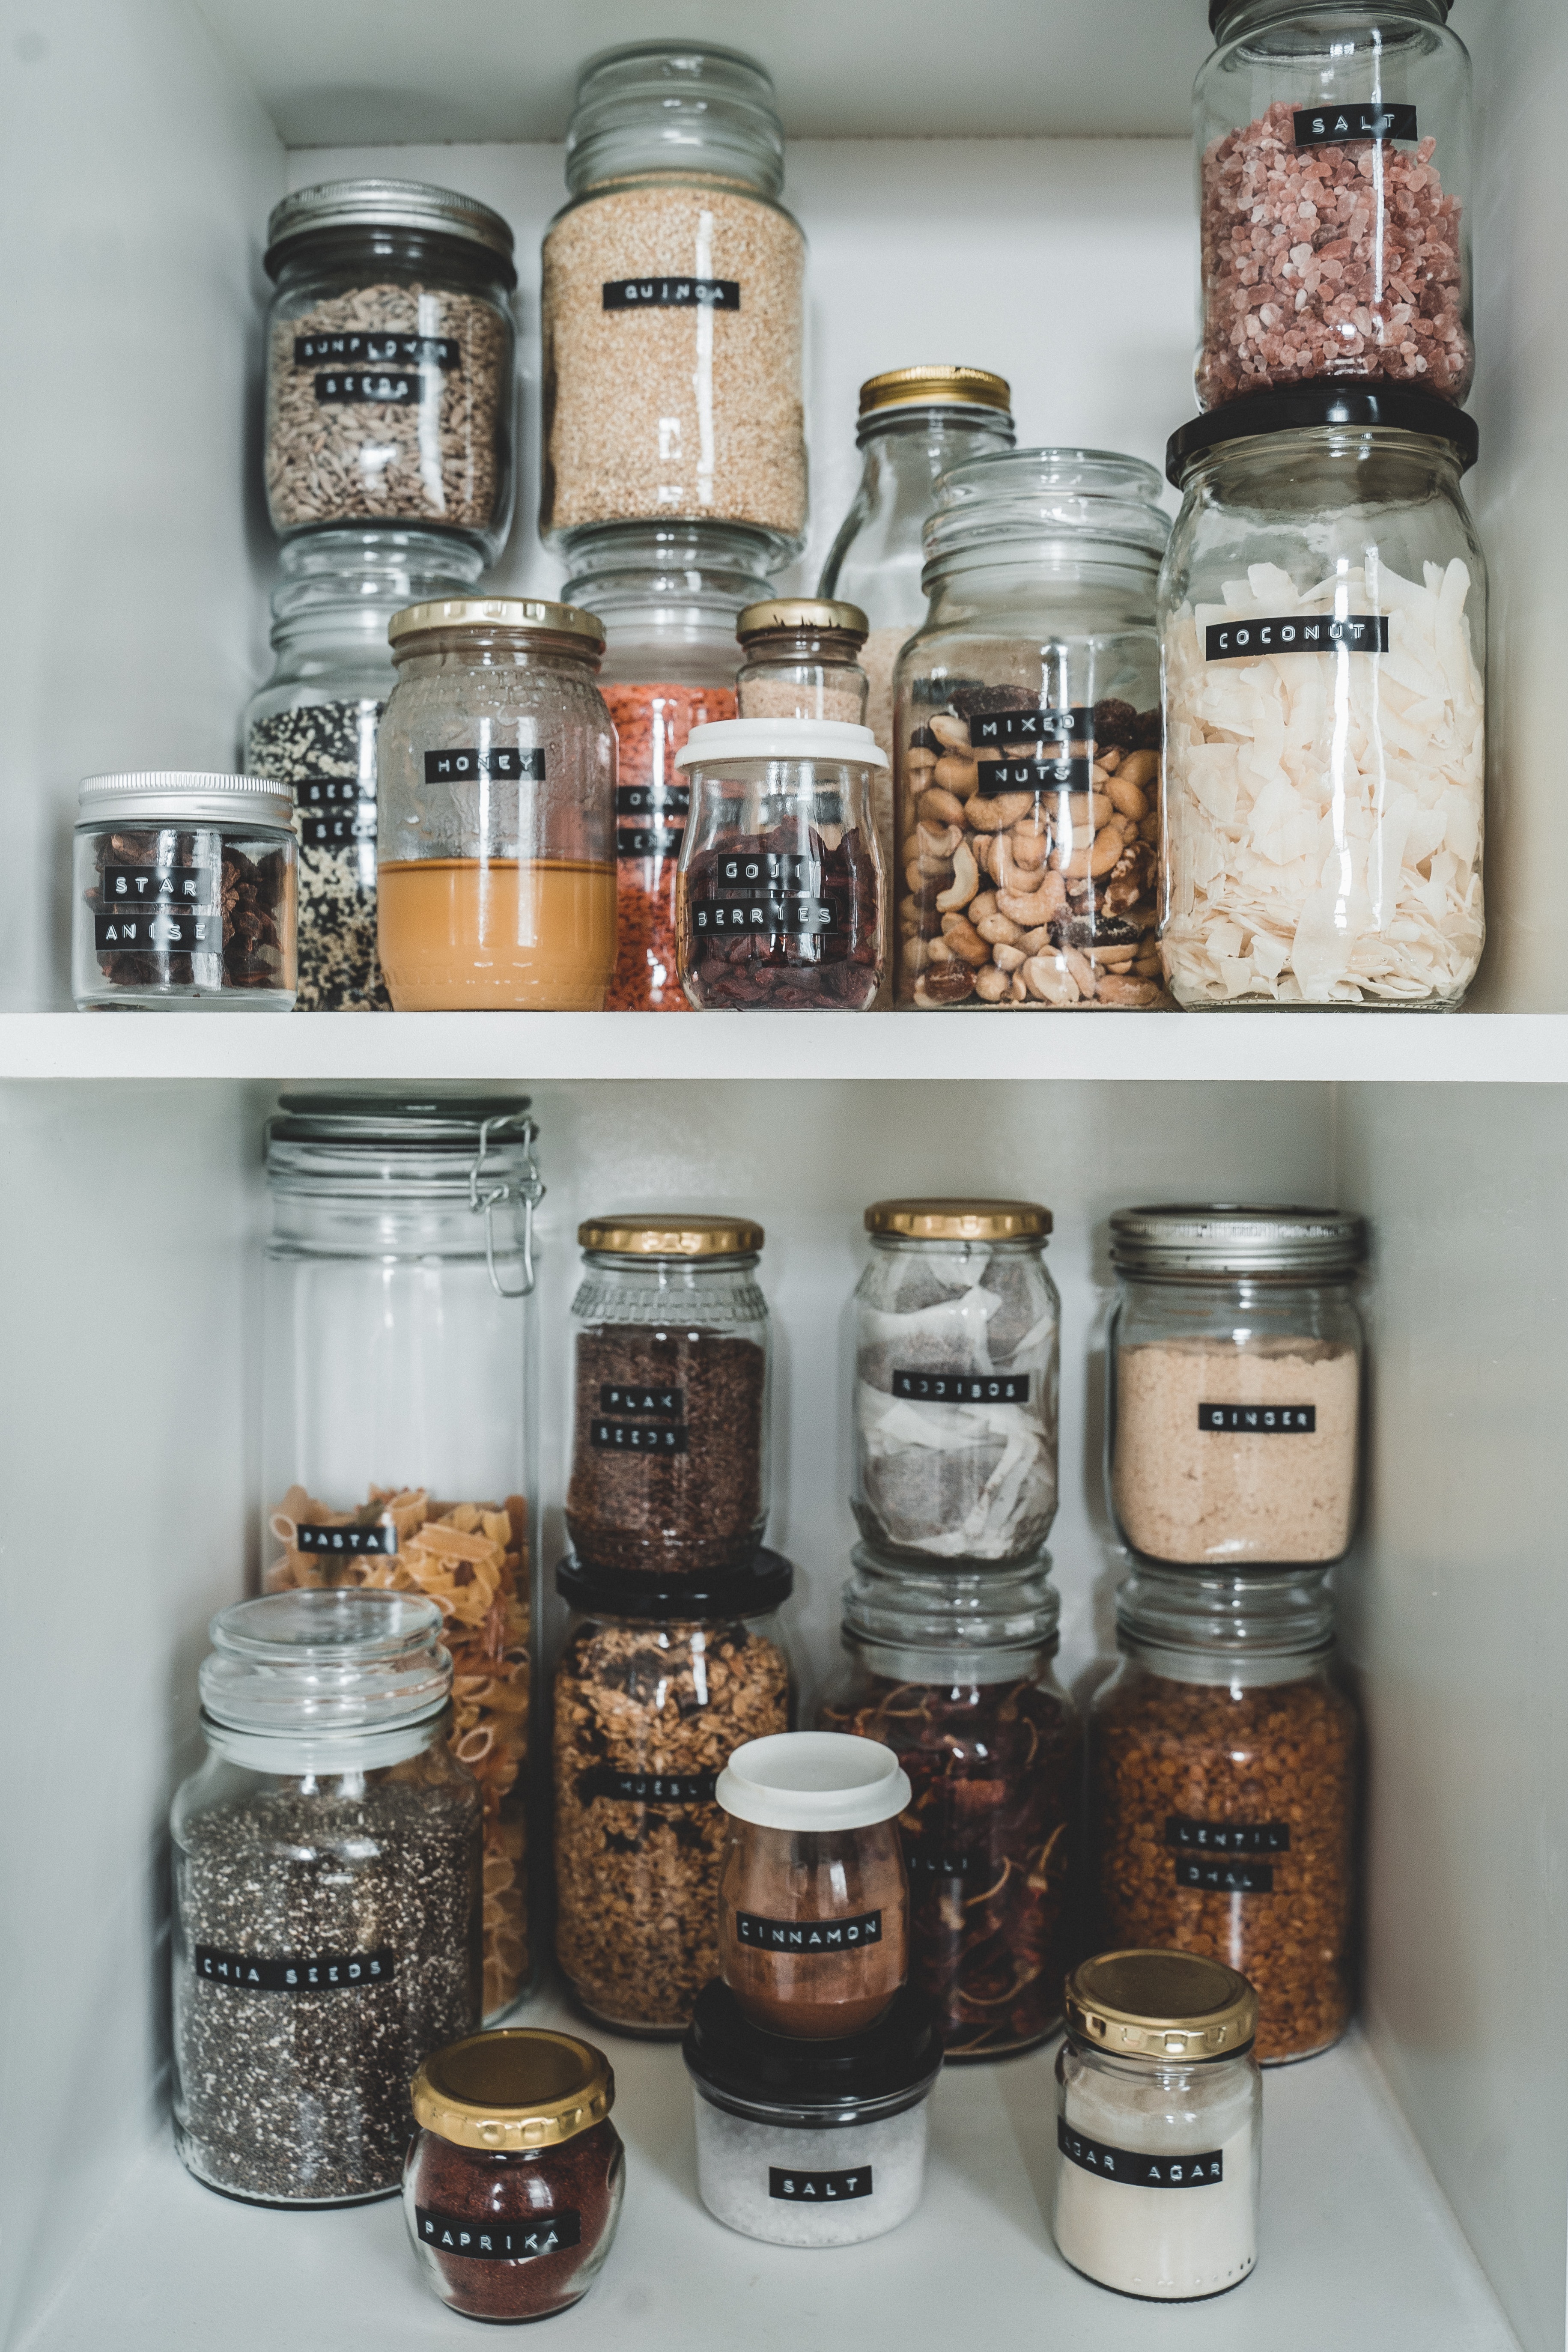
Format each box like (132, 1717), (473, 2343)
(1054, 2063), (1258, 2301)
(692, 2092), (929, 2247)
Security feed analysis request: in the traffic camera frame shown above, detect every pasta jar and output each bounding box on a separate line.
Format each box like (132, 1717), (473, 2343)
(565, 1213), (771, 1575)
(73, 771), (296, 1010)
(736, 601), (870, 726)
(263, 179), (517, 558)
(171, 1589), (483, 2206)
(262, 1094), (543, 2020)
(895, 452), (1171, 1011)
(1055, 1949), (1261, 2300)
(1107, 1204), (1366, 1568)
(552, 1551), (795, 2037)
(715, 1732), (912, 2040)
(541, 43), (806, 552)
(561, 523), (773, 1010)
(1161, 386), (1485, 1007)
(377, 596), (616, 1010)
(853, 1198), (1059, 1564)
(1088, 1567), (1360, 2064)
(675, 719), (887, 1009)
(1196, 0), (1473, 409)
(820, 1545), (1079, 2060)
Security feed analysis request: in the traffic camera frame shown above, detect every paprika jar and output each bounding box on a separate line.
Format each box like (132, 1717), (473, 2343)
(1088, 1567), (1360, 2064)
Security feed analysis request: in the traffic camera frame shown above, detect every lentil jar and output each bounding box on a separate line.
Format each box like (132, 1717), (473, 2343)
(1088, 1567), (1360, 2064)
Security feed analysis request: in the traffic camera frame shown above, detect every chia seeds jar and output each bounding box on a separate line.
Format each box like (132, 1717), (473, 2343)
(674, 719), (887, 1009)
(853, 1198), (1059, 1563)
(1197, 0), (1473, 408)
(262, 1095), (543, 2020)
(1088, 1569), (1360, 2065)
(541, 43), (806, 553)
(565, 1213), (771, 1574)
(894, 451), (1170, 1010)
(1107, 1205), (1366, 1568)
(171, 1589), (483, 2206)
(73, 771), (296, 1009)
(263, 178), (517, 559)
(1161, 388), (1485, 1008)
(376, 596), (616, 1010)
(552, 1552), (795, 2037)
(736, 600), (870, 725)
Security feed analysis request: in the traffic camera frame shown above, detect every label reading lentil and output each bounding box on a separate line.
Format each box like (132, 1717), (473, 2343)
(1057, 2118), (1222, 2187)
(195, 1944), (395, 1991)
(93, 909), (219, 953)
(599, 1383), (684, 1418)
(1204, 614), (1389, 660)
(416, 2206), (581, 2260)
(892, 1369), (1030, 1404)
(294, 1523), (399, 1558)
(602, 277), (740, 311)
(577, 1767), (716, 1804)
(1166, 1816), (1290, 1856)
(314, 370), (428, 407)
(1294, 103), (1418, 147)
(296, 332), (460, 370)
(1198, 1403), (1316, 1433)
(589, 1419), (690, 1453)
(736, 1909), (882, 1952)
(423, 747), (547, 784)
(769, 2166), (873, 2203)
(101, 865), (217, 907)
(968, 706), (1094, 749)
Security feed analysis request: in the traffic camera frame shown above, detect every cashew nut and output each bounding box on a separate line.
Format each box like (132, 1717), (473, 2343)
(941, 916), (992, 968)
(1021, 955), (1080, 1005)
(977, 912), (1022, 946)
(900, 934), (930, 976)
(905, 744), (938, 773)
(1009, 829), (1050, 868)
(1096, 975), (1164, 1006)
(936, 841), (980, 912)
(929, 713), (971, 751)
(926, 934), (954, 965)
(933, 756), (980, 796)
(919, 786), (967, 827)
(996, 887), (1049, 927)
(1108, 776), (1148, 821)
(993, 943), (1026, 972)
(974, 963), (1013, 1002)
(965, 791), (1036, 834)
(1061, 944), (1098, 999)
(1116, 748), (1159, 790)
(918, 822), (963, 862)
(968, 890), (999, 924)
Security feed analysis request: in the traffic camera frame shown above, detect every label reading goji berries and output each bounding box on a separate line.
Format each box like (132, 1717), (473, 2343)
(101, 865), (217, 907)
(1057, 2118), (1222, 2187)
(577, 1767), (716, 1804)
(769, 2167), (873, 2202)
(892, 1369), (1029, 1404)
(589, 1419), (689, 1452)
(599, 1383), (684, 1418)
(296, 332), (460, 370)
(1198, 1403), (1315, 1432)
(734, 1909), (883, 1952)
(423, 747), (546, 783)
(195, 1946), (395, 1990)
(295, 1523), (399, 1557)
(602, 277), (740, 310)
(416, 2206), (581, 2260)
(1293, 103), (1418, 148)
(1204, 615), (1388, 660)
(692, 896), (836, 935)
(967, 706), (1094, 749)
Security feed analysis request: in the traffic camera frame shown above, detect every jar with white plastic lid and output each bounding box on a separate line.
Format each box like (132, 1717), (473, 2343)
(736, 600), (870, 726)
(1161, 386), (1484, 1008)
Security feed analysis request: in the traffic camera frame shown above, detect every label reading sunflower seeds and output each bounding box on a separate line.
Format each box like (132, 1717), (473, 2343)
(296, 333), (460, 370)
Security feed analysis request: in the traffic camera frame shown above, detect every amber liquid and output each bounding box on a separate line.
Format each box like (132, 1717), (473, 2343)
(379, 858), (617, 1011)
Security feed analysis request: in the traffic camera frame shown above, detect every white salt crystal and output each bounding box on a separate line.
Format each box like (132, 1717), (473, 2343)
(692, 2090), (930, 2247)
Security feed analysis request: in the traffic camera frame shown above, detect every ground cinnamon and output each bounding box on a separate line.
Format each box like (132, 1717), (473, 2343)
(718, 1819), (909, 2039)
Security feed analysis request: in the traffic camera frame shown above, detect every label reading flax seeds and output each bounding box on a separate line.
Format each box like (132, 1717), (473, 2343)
(602, 277), (740, 310)
(195, 1946), (395, 1990)
(735, 1910), (882, 1952)
(599, 1384), (684, 1418)
(892, 1369), (1029, 1404)
(417, 2206), (581, 2260)
(1198, 1404), (1315, 1432)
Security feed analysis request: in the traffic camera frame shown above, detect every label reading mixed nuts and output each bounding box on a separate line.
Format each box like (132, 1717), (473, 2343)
(892, 1369), (1029, 1404)
(734, 1909), (883, 1952)
(1204, 615), (1389, 660)
(1198, 1403), (1316, 1433)
(296, 332), (460, 370)
(577, 1767), (716, 1804)
(101, 865), (217, 906)
(93, 909), (219, 953)
(589, 1419), (689, 1452)
(1057, 2119), (1222, 2187)
(769, 2167), (873, 2203)
(599, 1384), (684, 1418)
(1166, 1817), (1288, 1895)
(195, 1945), (395, 1991)
(295, 1523), (399, 1557)
(968, 706), (1094, 749)
(423, 747), (547, 784)
(602, 277), (740, 310)
(1294, 103), (1418, 147)
(416, 2206), (581, 2260)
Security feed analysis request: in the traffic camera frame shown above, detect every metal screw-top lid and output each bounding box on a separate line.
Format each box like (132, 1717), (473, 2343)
(866, 1197), (1051, 1242)
(388, 596), (605, 653)
(844, 1544), (1059, 1675)
(1109, 1202), (1364, 1276)
(268, 1092), (533, 1151)
(413, 2030), (614, 2152)
(1066, 1949), (1258, 2060)
(78, 771), (294, 831)
(578, 1212), (763, 1258)
(1166, 383), (1478, 486)
(860, 365), (1013, 417)
(265, 177), (516, 277)
(736, 598), (869, 644)
(1116, 1565), (1337, 1672)
(200, 1590), (452, 1737)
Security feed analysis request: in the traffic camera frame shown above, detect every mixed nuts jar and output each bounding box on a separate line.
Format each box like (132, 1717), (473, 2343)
(736, 600), (870, 725)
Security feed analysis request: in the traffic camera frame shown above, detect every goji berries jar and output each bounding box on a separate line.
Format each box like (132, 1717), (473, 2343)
(1196, 0), (1473, 409)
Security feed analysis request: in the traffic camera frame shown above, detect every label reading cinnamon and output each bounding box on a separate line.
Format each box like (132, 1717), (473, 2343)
(295, 1523), (398, 1557)
(416, 2206), (581, 2260)
(1205, 614), (1388, 660)
(602, 277), (740, 310)
(577, 1768), (715, 1804)
(1198, 1404), (1315, 1432)
(423, 747), (546, 784)
(196, 1945), (394, 1991)
(1294, 103), (1417, 147)
(1167, 1815), (1286, 1891)
(1058, 2118), (1222, 2186)
(599, 1384), (684, 1419)
(892, 1369), (1029, 1404)
(94, 909), (219, 953)
(769, 2167), (873, 2203)
(734, 1909), (882, 1952)
(590, 1419), (689, 1453)
(101, 865), (217, 906)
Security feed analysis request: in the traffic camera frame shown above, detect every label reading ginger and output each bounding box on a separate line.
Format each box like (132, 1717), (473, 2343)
(1198, 1403), (1315, 1433)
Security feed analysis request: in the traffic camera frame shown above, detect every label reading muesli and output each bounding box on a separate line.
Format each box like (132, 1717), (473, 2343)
(416, 2206), (581, 2260)
(1294, 103), (1417, 147)
(423, 747), (547, 784)
(892, 1369), (1029, 1404)
(602, 277), (740, 310)
(577, 1767), (716, 1804)
(1204, 615), (1388, 660)
(1057, 2118), (1222, 2186)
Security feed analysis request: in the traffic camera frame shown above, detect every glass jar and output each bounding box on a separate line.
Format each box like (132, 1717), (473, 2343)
(853, 1198), (1059, 1563)
(376, 596), (616, 1009)
(820, 1546), (1079, 2060)
(1196, 0), (1473, 409)
(1055, 1949), (1262, 2299)
(895, 451), (1171, 1011)
(261, 1095), (543, 2020)
(1107, 1204), (1366, 1567)
(684, 1982), (942, 2246)
(552, 1552), (796, 2037)
(263, 178), (517, 560)
(561, 523), (774, 1011)
(1088, 1568), (1360, 2063)
(243, 532), (482, 1011)
(405, 2029), (624, 2322)
(736, 600), (870, 726)
(73, 771), (297, 1010)
(1161, 388), (1485, 1007)
(715, 1732), (911, 2039)
(675, 718), (887, 1009)
(171, 1589), (483, 2206)
(540, 44), (806, 552)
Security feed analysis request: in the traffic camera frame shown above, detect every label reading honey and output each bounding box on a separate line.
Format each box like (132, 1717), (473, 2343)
(416, 2206), (581, 2260)
(423, 747), (546, 784)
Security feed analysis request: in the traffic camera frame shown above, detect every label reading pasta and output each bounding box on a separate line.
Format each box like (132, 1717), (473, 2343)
(734, 1909), (882, 1952)
(769, 2167), (873, 2203)
(589, 1419), (689, 1453)
(296, 332), (459, 370)
(295, 1522), (399, 1557)
(1198, 1403), (1315, 1433)
(1204, 615), (1388, 660)
(196, 1945), (394, 1991)
(416, 2206), (580, 2260)
(423, 747), (546, 784)
(602, 277), (740, 310)
(599, 1384), (684, 1419)
(1294, 103), (1417, 146)
(893, 1369), (1029, 1404)
(94, 909), (219, 953)
(1058, 2118), (1222, 2186)
(577, 1767), (715, 1804)
(101, 865), (217, 906)
(967, 706), (1094, 749)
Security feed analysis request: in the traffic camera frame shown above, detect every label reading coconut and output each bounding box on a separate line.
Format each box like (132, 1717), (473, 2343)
(196, 1945), (394, 1991)
(589, 1419), (689, 1453)
(94, 909), (220, 954)
(967, 706), (1094, 750)
(1198, 1403), (1316, 1433)
(314, 370), (428, 407)
(1205, 614), (1388, 661)
(892, 1369), (1029, 1404)
(734, 1910), (883, 1952)
(1057, 2118), (1222, 2187)
(1294, 102), (1418, 147)
(294, 1522), (399, 1557)
(101, 865), (217, 907)
(416, 2207), (581, 2261)
(296, 332), (459, 370)
(769, 2167), (873, 2203)
(599, 1384), (684, 1419)
(577, 1767), (716, 1804)
(602, 277), (740, 310)
(423, 747), (546, 784)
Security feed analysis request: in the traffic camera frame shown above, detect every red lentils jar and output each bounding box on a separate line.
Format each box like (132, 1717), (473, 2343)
(1195, 0), (1473, 408)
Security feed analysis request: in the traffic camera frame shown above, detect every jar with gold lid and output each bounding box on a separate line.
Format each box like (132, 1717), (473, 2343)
(736, 599), (870, 726)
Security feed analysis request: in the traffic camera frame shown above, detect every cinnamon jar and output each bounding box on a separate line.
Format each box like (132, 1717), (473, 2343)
(715, 1731), (911, 2039)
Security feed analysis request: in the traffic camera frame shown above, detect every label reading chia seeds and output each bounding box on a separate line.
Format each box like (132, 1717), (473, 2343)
(417, 2206), (581, 2259)
(195, 1945), (395, 1990)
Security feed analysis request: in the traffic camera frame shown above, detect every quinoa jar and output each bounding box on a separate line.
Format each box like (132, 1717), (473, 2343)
(541, 43), (806, 552)
(376, 597), (616, 1010)
(1196, 0), (1473, 408)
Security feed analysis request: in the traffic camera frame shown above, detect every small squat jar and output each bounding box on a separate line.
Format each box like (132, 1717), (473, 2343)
(675, 719), (887, 1009)
(1055, 1949), (1261, 2301)
(715, 1731), (911, 2039)
(736, 600), (870, 725)
(405, 2029), (624, 2323)
(73, 771), (296, 1009)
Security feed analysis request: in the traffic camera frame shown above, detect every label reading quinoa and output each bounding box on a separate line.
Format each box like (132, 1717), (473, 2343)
(577, 1767), (716, 1804)
(1294, 103), (1418, 147)
(101, 865), (217, 907)
(94, 909), (219, 953)
(892, 1369), (1029, 1404)
(416, 2206), (581, 2260)
(599, 1383), (684, 1418)
(769, 2167), (873, 2203)
(294, 1523), (399, 1557)
(195, 1945), (394, 1991)
(968, 706), (1094, 749)
(602, 277), (740, 310)
(296, 332), (460, 370)
(590, 1418), (689, 1452)
(1198, 1403), (1315, 1433)
(423, 747), (546, 784)
(1205, 615), (1389, 660)
(736, 1910), (882, 1952)
(1057, 2118), (1222, 2187)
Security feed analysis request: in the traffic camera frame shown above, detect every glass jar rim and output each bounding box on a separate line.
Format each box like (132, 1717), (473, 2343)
(566, 41), (785, 200)
(844, 1544), (1060, 1657)
(560, 520), (778, 613)
(200, 1588), (453, 1736)
(265, 176), (516, 276)
(923, 447), (1171, 569)
(1167, 388), (1478, 486)
(1209, 0), (1452, 34)
(1116, 1565), (1337, 1666)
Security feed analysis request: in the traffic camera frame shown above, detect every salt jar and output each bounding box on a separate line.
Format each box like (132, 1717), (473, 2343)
(715, 1732), (911, 2039)
(1054, 1948), (1261, 2301)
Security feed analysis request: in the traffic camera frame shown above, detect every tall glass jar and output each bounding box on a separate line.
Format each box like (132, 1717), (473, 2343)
(895, 451), (1171, 1011)
(1196, 0), (1473, 408)
(1088, 1568), (1361, 2064)
(853, 1198), (1059, 1563)
(820, 1546), (1079, 2060)
(1107, 1204), (1365, 1568)
(1161, 388), (1485, 1008)
(540, 44), (806, 552)
(736, 600), (870, 725)
(376, 596), (616, 1010)
(263, 179), (517, 560)
(261, 1095), (543, 2021)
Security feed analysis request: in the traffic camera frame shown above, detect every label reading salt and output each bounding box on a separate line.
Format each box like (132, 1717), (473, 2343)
(599, 1384), (684, 1419)
(769, 2167), (873, 2203)
(577, 1767), (715, 1804)
(295, 1523), (399, 1557)
(1294, 103), (1418, 147)
(1168, 1815), (1286, 1891)
(1205, 614), (1388, 660)
(735, 1909), (882, 1953)
(1057, 2117), (1222, 2187)
(967, 706), (1094, 749)
(589, 1419), (689, 1453)
(1198, 1403), (1315, 1433)
(297, 332), (459, 370)
(423, 747), (546, 784)
(416, 2205), (581, 2260)
(101, 865), (217, 907)
(196, 1945), (394, 1991)
(892, 1369), (1029, 1404)
(94, 909), (219, 954)
(602, 277), (740, 310)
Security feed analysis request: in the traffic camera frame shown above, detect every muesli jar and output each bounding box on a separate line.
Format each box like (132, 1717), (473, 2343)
(1196, 0), (1473, 408)
(541, 44), (806, 552)
(552, 1552), (795, 2037)
(376, 596), (616, 1009)
(894, 451), (1171, 1010)
(1161, 387), (1485, 1007)
(1107, 1204), (1365, 1568)
(263, 179), (517, 559)
(736, 601), (870, 725)
(1088, 1568), (1360, 2064)
(853, 1198), (1059, 1563)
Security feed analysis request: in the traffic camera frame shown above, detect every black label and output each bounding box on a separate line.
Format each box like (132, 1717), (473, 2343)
(906, 1849), (984, 1878)
(769, 2167), (873, 2203)
(423, 747), (546, 783)
(1167, 1816), (1290, 1856)
(975, 761), (1076, 796)
(892, 1368), (1030, 1404)
(314, 370), (427, 406)
(1174, 1855), (1276, 1893)
(1294, 102), (1418, 146)
(692, 896), (835, 935)
(302, 811), (376, 849)
(101, 865), (216, 906)
(590, 1419), (689, 1452)
(416, 2206), (580, 2261)
(618, 826), (685, 859)
(296, 777), (369, 809)
(1198, 1403), (1316, 1433)
(195, 1945), (394, 1991)
(576, 1767), (716, 1804)
(94, 909), (219, 953)
(296, 332), (460, 369)
(617, 784), (690, 818)
(599, 1383), (683, 1419)
(719, 853), (819, 890)
(735, 1909), (883, 1953)
(603, 277), (740, 310)
(294, 1523), (399, 1557)
(968, 706), (1094, 749)
(1205, 614), (1389, 660)
(1058, 2118), (1223, 2187)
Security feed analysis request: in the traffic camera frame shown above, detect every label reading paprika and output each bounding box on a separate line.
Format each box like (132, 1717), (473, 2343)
(1058, 2118), (1222, 2186)
(734, 1909), (883, 1952)
(416, 2206), (581, 2260)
